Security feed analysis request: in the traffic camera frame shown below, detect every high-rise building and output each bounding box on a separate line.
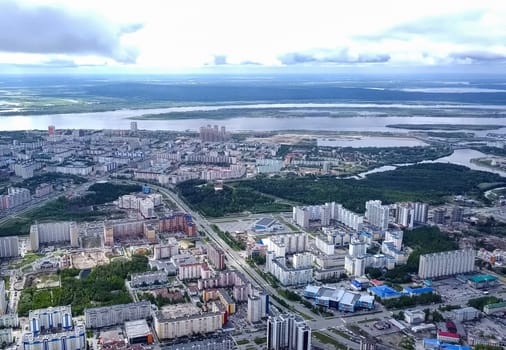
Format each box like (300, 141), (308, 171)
(28, 306), (73, 334)
(451, 206), (464, 223)
(433, 208), (447, 225)
(247, 296), (262, 323)
(23, 323), (85, 350)
(48, 125), (55, 137)
(418, 249), (476, 279)
(199, 125), (228, 142)
(365, 200), (390, 230)
(30, 221), (79, 251)
(130, 121), (138, 132)
(207, 243), (226, 270)
(0, 236), (19, 258)
(267, 313), (311, 350)
(413, 202), (429, 224)
(0, 280), (6, 315)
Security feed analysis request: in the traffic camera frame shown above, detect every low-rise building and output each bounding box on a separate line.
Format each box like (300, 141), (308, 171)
(483, 301), (506, 315)
(404, 310), (426, 325)
(130, 270), (168, 288)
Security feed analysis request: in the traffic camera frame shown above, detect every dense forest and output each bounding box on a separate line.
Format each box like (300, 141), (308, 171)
(178, 163), (504, 216)
(177, 180), (290, 217)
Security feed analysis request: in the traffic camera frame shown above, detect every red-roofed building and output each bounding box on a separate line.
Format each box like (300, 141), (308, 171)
(437, 331), (460, 343)
(371, 279), (384, 286)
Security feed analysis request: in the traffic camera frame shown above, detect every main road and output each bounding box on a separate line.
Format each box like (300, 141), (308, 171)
(139, 183), (392, 331)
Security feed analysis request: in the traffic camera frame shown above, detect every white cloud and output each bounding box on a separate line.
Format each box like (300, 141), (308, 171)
(2, 0), (506, 71)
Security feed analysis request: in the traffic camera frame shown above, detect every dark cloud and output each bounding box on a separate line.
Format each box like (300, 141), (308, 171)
(449, 51), (506, 63)
(213, 55), (228, 65)
(278, 48), (390, 65)
(240, 60), (262, 65)
(0, 0), (142, 63)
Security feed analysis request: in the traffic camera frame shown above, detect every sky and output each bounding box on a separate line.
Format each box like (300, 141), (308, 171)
(1, 0), (506, 74)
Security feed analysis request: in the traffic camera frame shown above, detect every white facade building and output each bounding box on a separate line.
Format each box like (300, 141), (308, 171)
(418, 249), (476, 279)
(247, 296), (262, 323)
(30, 221), (79, 251)
(0, 236), (19, 258)
(365, 200), (390, 230)
(0, 280), (6, 315)
(84, 301), (151, 328)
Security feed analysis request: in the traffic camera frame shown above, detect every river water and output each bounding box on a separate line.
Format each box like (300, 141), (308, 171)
(1, 103), (506, 134)
(356, 149), (506, 178)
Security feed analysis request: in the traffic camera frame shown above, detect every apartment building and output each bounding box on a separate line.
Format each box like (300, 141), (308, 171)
(84, 301), (151, 329)
(154, 303), (224, 340)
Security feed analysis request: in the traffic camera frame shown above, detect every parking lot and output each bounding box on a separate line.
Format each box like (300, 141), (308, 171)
(432, 277), (503, 305)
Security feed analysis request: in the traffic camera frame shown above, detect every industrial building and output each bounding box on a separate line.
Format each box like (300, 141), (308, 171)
(418, 249), (476, 279)
(267, 313), (311, 350)
(84, 301), (151, 329)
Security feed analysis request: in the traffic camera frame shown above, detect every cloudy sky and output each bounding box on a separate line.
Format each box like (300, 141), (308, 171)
(1, 0), (506, 73)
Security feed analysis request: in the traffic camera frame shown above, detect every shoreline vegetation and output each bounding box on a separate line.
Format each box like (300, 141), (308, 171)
(386, 124), (504, 131)
(177, 163), (505, 217)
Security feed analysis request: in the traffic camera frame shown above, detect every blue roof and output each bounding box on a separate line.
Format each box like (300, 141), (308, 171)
(368, 285), (402, 298)
(422, 339), (470, 350)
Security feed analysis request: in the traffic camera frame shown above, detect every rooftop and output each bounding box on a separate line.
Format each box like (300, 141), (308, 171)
(124, 319), (151, 339)
(468, 274), (498, 283)
(255, 217), (277, 227)
(368, 285), (402, 299)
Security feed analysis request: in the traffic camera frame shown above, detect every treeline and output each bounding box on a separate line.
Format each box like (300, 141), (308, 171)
(177, 180), (290, 217)
(81, 182), (141, 206)
(17, 172), (87, 192)
(241, 163), (503, 213)
(381, 293), (442, 309)
(18, 255), (149, 316)
(211, 224), (246, 251)
(177, 163), (504, 217)
(467, 296), (503, 311)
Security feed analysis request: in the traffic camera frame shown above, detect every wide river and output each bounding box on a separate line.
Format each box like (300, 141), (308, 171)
(1, 103), (506, 134)
(357, 149), (506, 178)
